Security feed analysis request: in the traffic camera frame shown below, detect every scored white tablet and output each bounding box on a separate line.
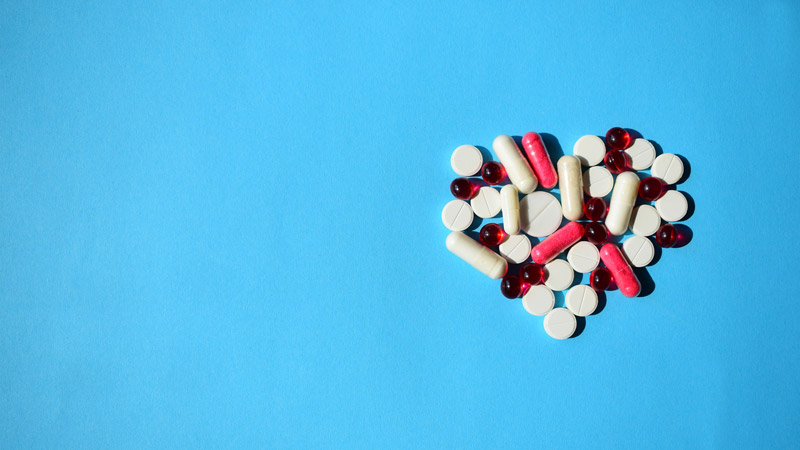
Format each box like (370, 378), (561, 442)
(543, 259), (574, 291)
(441, 199), (474, 231)
(470, 186), (502, 219)
(651, 153), (684, 185)
(582, 166), (614, 198)
(498, 234), (532, 264)
(573, 135), (606, 166)
(518, 191), (563, 237)
(628, 204), (661, 236)
(564, 285), (599, 317)
(543, 308), (577, 340)
(522, 285), (555, 316)
(621, 235), (655, 267)
(654, 190), (688, 222)
(566, 241), (600, 273)
(450, 144), (483, 176)
(624, 138), (656, 170)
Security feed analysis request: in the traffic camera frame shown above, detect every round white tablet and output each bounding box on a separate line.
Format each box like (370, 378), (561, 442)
(582, 166), (614, 197)
(470, 186), (502, 219)
(573, 135), (605, 166)
(623, 138), (656, 170)
(628, 204), (661, 236)
(450, 145), (483, 176)
(621, 235), (655, 267)
(564, 285), (598, 317)
(651, 153), (684, 185)
(441, 199), (474, 231)
(543, 308), (577, 340)
(518, 192), (563, 238)
(566, 241), (600, 273)
(543, 259), (574, 291)
(654, 190), (688, 222)
(498, 234), (531, 264)
(522, 285), (555, 316)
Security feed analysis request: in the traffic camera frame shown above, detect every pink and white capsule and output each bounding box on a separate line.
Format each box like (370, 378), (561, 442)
(599, 243), (641, 298)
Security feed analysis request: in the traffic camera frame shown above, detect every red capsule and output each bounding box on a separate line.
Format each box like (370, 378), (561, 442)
(584, 222), (608, 245)
(479, 223), (507, 247)
(590, 267), (613, 291)
(521, 132), (558, 189)
(656, 224), (678, 248)
(531, 222), (585, 265)
(520, 263), (546, 285)
(639, 176), (666, 201)
(599, 243), (641, 297)
(606, 127), (632, 150)
(481, 161), (506, 185)
(604, 150), (631, 174)
(584, 197), (607, 221)
(450, 177), (479, 200)
(501, 275), (524, 299)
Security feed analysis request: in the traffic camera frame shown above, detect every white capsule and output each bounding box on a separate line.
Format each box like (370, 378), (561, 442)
(500, 185), (520, 235)
(492, 135), (538, 194)
(446, 231), (508, 280)
(606, 171), (640, 236)
(557, 155), (584, 221)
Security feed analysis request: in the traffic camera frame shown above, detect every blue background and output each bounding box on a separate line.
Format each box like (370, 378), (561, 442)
(2, 1), (799, 448)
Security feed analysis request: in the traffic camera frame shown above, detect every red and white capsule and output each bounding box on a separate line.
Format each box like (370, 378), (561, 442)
(599, 243), (641, 298)
(531, 221), (585, 265)
(522, 132), (558, 189)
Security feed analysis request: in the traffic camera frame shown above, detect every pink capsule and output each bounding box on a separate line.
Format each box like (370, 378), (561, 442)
(531, 221), (584, 265)
(599, 243), (641, 298)
(521, 132), (558, 189)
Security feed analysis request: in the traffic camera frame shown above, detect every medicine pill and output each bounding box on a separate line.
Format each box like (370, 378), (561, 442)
(599, 243), (641, 297)
(481, 161), (506, 185)
(656, 224), (678, 248)
(582, 166), (614, 197)
(492, 134), (538, 193)
(621, 235), (655, 267)
(531, 221), (585, 265)
(606, 171), (640, 236)
(654, 190), (688, 222)
(557, 155), (584, 220)
(479, 223), (507, 246)
(584, 222), (608, 245)
(628, 204), (661, 236)
(543, 308), (577, 340)
(501, 275), (524, 299)
(450, 177), (479, 200)
(522, 285), (555, 316)
(590, 267), (613, 291)
(518, 192), (563, 237)
(638, 176), (666, 201)
(498, 234), (532, 264)
(566, 241), (600, 273)
(584, 197), (607, 222)
(446, 231), (508, 279)
(604, 150), (631, 174)
(442, 199), (475, 231)
(651, 153), (684, 185)
(470, 186), (502, 219)
(543, 259), (574, 291)
(500, 185), (520, 235)
(564, 285), (599, 316)
(605, 127), (632, 150)
(573, 135), (606, 166)
(623, 138), (656, 170)
(522, 132), (558, 189)
(520, 263), (546, 285)
(451, 145), (483, 176)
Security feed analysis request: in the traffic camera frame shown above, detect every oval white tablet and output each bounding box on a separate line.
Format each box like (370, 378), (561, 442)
(450, 145), (483, 176)
(623, 138), (656, 170)
(582, 166), (614, 197)
(543, 259), (574, 291)
(543, 308), (577, 340)
(651, 153), (684, 185)
(441, 199), (474, 231)
(522, 285), (555, 316)
(498, 234), (531, 264)
(470, 186), (502, 219)
(573, 135), (605, 166)
(654, 190), (688, 222)
(564, 285), (598, 317)
(621, 235), (655, 267)
(518, 192), (563, 238)
(628, 204), (661, 236)
(566, 241), (600, 273)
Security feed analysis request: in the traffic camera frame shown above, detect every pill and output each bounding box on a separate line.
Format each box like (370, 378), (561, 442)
(499, 234), (532, 264)
(651, 153), (684, 185)
(621, 235), (655, 267)
(604, 150), (631, 174)
(557, 155), (584, 220)
(638, 176), (666, 201)
(481, 161), (506, 185)
(531, 221), (585, 265)
(656, 224), (678, 248)
(446, 231), (508, 279)
(573, 135), (606, 166)
(522, 132), (558, 189)
(582, 166), (614, 197)
(590, 267), (613, 291)
(470, 186), (502, 219)
(543, 259), (574, 291)
(492, 135), (538, 193)
(442, 199), (475, 231)
(654, 190), (688, 222)
(450, 177), (479, 200)
(520, 263), (546, 285)
(566, 241), (600, 273)
(451, 145), (483, 176)
(501, 275), (524, 299)
(500, 185), (520, 235)
(584, 197), (608, 221)
(522, 285), (555, 316)
(543, 308), (577, 340)
(606, 171), (640, 236)
(599, 243), (641, 297)
(628, 204), (661, 236)
(564, 285), (598, 316)
(479, 223), (507, 246)
(623, 138), (656, 170)
(606, 127), (631, 150)
(518, 192), (563, 237)
(584, 222), (608, 245)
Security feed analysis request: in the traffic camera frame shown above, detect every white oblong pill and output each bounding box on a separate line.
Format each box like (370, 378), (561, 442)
(621, 235), (655, 267)
(446, 231), (508, 279)
(543, 259), (574, 291)
(543, 308), (577, 340)
(654, 190), (688, 222)
(557, 155), (584, 221)
(470, 186), (502, 219)
(442, 199), (474, 231)
(628, 204), (661, 236)
(566, 241), (600, 273)
(450, 145), (483, 176)
(498, 234), (531, 264)
(573, 135), (606, 166)
(623, 138), (656, 170)
(606, 171), (640, 236)
(518, 192), (563, 238)
(564, 285), (599, 317)
(500, 185), (520, 235)
(492, 135), (538, 193)
(582, 166), (614, 198)
(651, 153), (684, 185)
(522, 285), (555, 316)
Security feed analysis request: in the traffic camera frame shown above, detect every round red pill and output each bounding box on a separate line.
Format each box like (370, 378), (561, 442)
(520, 263), (546, 286)
(584, 197), (607, 221)
(479, 223), (507, 246)
(584, 222), (608, 245)
(639, 176), (666, 201)
(590, 267), (613, 291)
(501, 275), (524, 299)
(450, 177), (478, 200)
(656, 224), (678, 248)
(604, 150), (631, 174)
(481, 161), (506, 185)
(606, 127), (631, 150)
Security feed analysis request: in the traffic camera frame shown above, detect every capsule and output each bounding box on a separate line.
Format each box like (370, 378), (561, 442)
(492, 135), (538, 194)
(606, 171), (640, 235)
(446, 231), (508, 279)
(599, 243), (641, 297)
(531, 221), (584, 265)
(521, 132), (558, 189)
(557, 155), (584, 220)
(500, 185), (520, 235)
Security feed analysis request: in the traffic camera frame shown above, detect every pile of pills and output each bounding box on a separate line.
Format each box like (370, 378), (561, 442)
(442, 128), (691, 340)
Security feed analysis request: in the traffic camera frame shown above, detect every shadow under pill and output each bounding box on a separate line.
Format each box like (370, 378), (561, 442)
(475, 145), (494, 166)
(634, 267), (656, 297)
(650, 140), (665, 157)
(649, 236), (663, 266)
(592, 290), (607, 315)
(679, 191), (695, 221)
(571, 316), (586, 338)
(672, 224), (693, 248)
(539, 133), (566, 162)
(675, 154), (691, 184)
(625, 128), (644, 141)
